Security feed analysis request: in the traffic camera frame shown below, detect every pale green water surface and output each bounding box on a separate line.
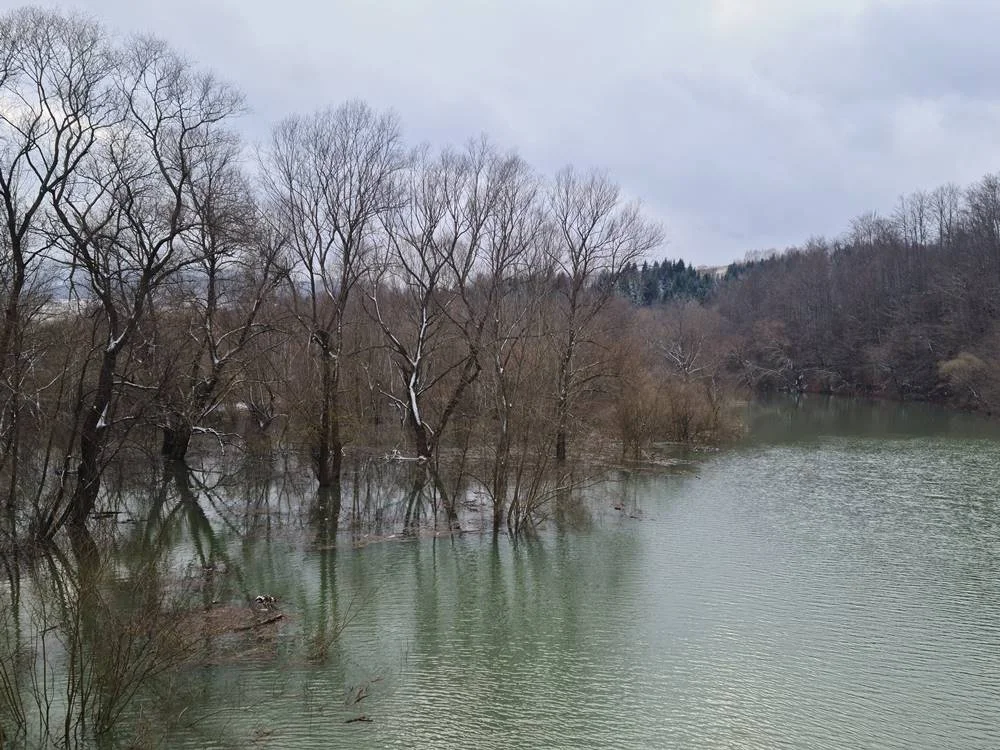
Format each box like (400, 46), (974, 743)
(16, 397), (1000, 748)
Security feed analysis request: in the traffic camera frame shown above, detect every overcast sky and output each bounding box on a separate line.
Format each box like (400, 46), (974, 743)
(13, 0), (1000, 266)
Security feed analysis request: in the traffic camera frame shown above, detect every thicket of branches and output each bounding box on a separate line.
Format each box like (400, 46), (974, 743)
(0, 7), (742, 544)
(714, 177), (1000, 411)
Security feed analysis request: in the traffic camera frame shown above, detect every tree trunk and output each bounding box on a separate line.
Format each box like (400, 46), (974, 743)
(491, 424), (510, 535)
(329, 393), (343, 485)
(311, 480), (342, 545)
(555, 428), (567, 462)
(407, 409), (433, 460)
(161, 421), (192, 462)
(72, 349), (117, 527)
(161, 379), (217, 463)
(0, 265), (24, 515)
(555, 331), (574, 463)
(0, 263), (24, 378)
(314, 334), (343, 488)
(492, 497), (504, 536)
(402, 470), (426, 532)
(429, 468), (459, 528)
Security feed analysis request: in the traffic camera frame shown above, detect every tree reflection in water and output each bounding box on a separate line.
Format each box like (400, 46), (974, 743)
(0, 448), (593, 746)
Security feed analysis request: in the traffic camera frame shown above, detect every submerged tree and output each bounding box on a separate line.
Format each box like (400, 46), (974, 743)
(153, 138), (286, 462)
(548, 167), (662, 461)
(0, 7), (117, 531)
(42, 36), (243, 536)
(473, 152), (552, 533)
(364, 140), (557, 525)
(262, 101), (405, 490)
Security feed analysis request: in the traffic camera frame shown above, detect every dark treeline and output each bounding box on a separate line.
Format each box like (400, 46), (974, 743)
(0, 7), (741, 547)
(615, 259), (717, 305)
(712, 180), (1000, 409)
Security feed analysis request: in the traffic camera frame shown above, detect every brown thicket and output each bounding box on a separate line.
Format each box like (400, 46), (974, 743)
(0, 7), (751, 546)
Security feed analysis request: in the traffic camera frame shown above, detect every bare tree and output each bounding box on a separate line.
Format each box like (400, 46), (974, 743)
(474, 153), (551, 533)
(847, 210), (897, 249)
(43, 36), (243, 535)
(930, 182), (961, 249)
(964, 173), (1000, 270)
(261, 101), (405, 489)
(0, 8), (116, 521)
(369, 142), (498, 456)
(893, 190), (930, 248)
(368, 140), (523, 522)
(547, 167), (662, 461)
(154, 142), (286, 461)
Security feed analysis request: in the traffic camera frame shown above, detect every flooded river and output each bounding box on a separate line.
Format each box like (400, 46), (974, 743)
(4, 397), (1000, 748)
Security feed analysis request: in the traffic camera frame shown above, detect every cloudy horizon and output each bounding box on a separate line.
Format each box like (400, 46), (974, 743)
(12, 0), (1000, 267)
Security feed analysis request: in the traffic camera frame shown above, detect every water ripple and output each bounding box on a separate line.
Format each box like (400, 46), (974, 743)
(164, 411), (1000, 749)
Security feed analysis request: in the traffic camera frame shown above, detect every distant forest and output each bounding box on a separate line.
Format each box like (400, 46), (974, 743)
(712, 182), (1000, 410)
(633, 180), (1000, 412)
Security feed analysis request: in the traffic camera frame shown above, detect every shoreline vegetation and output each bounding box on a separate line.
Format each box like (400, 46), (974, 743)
(0, 6), (740, 551)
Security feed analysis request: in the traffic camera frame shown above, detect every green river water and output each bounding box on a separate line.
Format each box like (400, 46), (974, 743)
(5, 396), (1000, 748)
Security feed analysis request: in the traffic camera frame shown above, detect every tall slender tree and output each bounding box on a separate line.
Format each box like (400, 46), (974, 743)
(547, 167), (662, 461)
(261, 101), (405, 489)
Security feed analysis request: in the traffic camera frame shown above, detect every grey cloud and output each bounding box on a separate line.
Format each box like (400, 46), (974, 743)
(858, 0), (1000, 103)
(13, 0), (1000, 265)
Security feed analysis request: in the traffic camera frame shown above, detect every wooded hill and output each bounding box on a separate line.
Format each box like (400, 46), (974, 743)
(708, 179), (1000, 411)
